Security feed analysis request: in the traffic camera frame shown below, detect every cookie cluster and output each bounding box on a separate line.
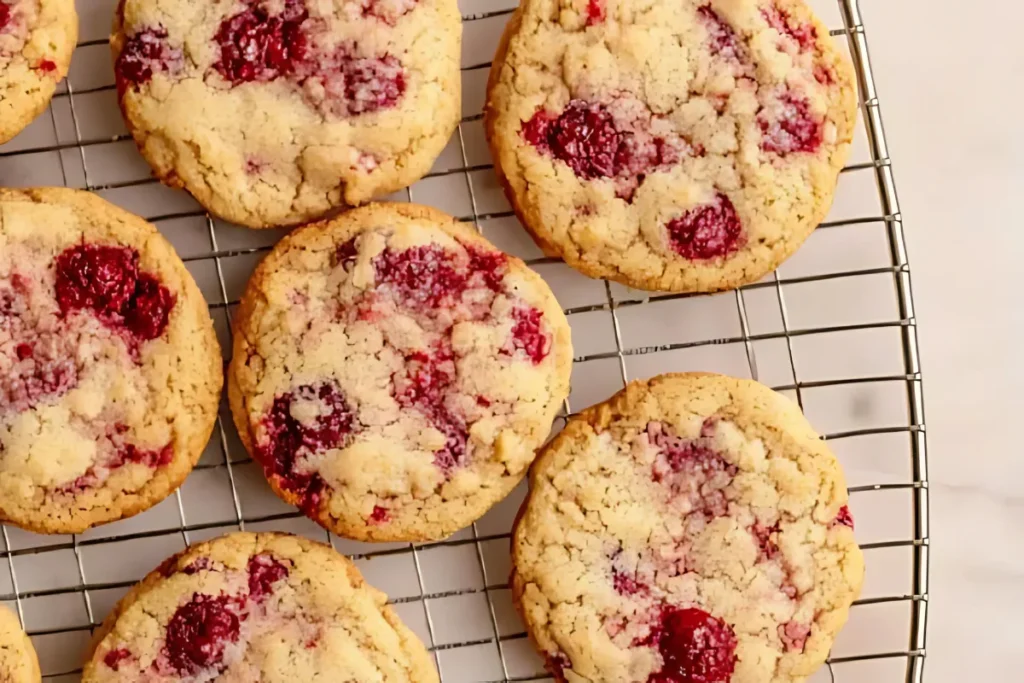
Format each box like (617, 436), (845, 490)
(0, 0), (864, 681)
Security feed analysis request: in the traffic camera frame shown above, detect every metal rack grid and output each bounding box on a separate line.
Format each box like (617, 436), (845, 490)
(0, 0), (928, 681)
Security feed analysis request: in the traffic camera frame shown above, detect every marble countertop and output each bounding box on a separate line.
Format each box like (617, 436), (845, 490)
(861, 0), (1023, 679)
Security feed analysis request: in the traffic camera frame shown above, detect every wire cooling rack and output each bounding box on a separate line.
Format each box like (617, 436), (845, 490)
(0, 0), (928, 680)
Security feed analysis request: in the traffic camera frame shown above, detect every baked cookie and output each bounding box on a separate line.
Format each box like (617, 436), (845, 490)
(512, 373), (863, 683)
(111, 0), (461, 228)
(229, 202), (572, 541)
(0, 188), (222, 534)
(0, 0), (77, 144)
(486, 0), (856, 293)
(82, 531), (439, 682)
(0, 605), (39, 683)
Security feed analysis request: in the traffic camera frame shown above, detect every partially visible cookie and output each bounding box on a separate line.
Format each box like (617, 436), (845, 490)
(0, 188), (222, 533)
(111, 0), (462, 228)
(0, 0), (77, 144)
(82, 532), (439, 681)
(229, 202), (572, 541)
(0, 605), (39, 683)
(513, 373), (863, 683)
(486, 0), (856, 293)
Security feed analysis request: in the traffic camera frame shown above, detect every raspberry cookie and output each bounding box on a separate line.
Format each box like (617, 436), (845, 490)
(111, 0), (461, 229)
(513, 373), (863, 683)
(82, 532), (438, 682)
(0, 188), (222, 534)
(0, 0), (77, 144)
(0, 605), (39, 682)
(486, 0), (856, 293)
(229, 203), (572, 541)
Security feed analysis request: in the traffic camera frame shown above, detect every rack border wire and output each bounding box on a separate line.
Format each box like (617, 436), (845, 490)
(0, 0), (929, 680)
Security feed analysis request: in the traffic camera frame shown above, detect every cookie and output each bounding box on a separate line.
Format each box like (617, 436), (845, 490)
(111, 0), (462, 229)
(229, 202), (572, 541)
(0, 0), (77, 144)
(0, 188), (222, 534)
(486, 0), (856, 293)
(82, 531), (439, 681)
(0, 605), (39, 683)
(512, 373), (864, 683)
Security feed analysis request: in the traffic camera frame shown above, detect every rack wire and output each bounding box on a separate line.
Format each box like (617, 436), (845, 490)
(0, 0), (928, 680)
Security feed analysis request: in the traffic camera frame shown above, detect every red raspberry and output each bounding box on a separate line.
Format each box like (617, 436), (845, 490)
(55, 244), (175, 341)
(522, 100), (679, 198)
(370, 505), (389, 524)
(247, 554), (289, 600)
(759, 90), (823, 155)
(375, 245), (468, 308)
(0, 3), (11, 32)
(213, 2), (309, 84)
(763, 5), (817, 51)
(698, 6), (743, 60)
(665, 194), (744, 260)
(645, 607), (737, 683)
(506, 306), (551, 364)
(586, 0), (605, 25)
(103, 648), (132, 671)
(258, 382), (357, 516)
(163, 594), (241, 675)
(116, 28), (182, 89)
(833, 505), (854, 529)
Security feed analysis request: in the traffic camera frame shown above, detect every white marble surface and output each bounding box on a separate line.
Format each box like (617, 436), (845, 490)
(860, 0), (1023, 679)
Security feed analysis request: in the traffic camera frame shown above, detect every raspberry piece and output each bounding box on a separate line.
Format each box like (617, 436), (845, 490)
(522, 100), (677, 194)
(431, 412), (468, 473)
(524, 101), (620, 179)
(55, 245), (138, 321)
(505, 307), (551, 364)
(763, 5), (817, 51)
(647, 422), (736, 518)
(374, 245), (467, 308)
(37, 59), (57, 73)
(586, 0), (605, 25)
(665, 194), (744, 261)
(116, 28), (181, 89)
(547, 652), (571, 681)
(343, 54), (406, 115)
(164, 594), (241, 675)
(0, 4), (10, 32)
(698, 6), (742, 60)
(181, 558), (212, 575)
(465, 244), (508, 292)
(258, 382), (356, 515)
(370, 505), (389, 524)
(334, 237), (359, 269)
(612, 567), (643, 596)
(247, 554), (289, 600)
(1, 332), (77, 416)
(55, 244), (175, 340)
(752, 522), (780, 560)
(121, 443), (174, 468)
(362, 0), (419, 23)
(646, 607), (737, 683)
(779, 621), (811, 652)
(124, 273), (176, 341)
(213, 2), (309, 84)
(103, 647), (132, 670)
(833, 505), (854, 529)
(759, 91), (823, 155)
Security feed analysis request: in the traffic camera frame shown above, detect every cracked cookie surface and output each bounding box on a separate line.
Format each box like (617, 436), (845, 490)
(82, 531), (439, 682)
(229, 202), (572, 541)
(111, 0), (461, 228)
(0, 188), (222, 534)
(512, 373), (863, 683)
(0, 0), (77, 144)
(486, 0), (856, 293)
(0, 605), (39, 683)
